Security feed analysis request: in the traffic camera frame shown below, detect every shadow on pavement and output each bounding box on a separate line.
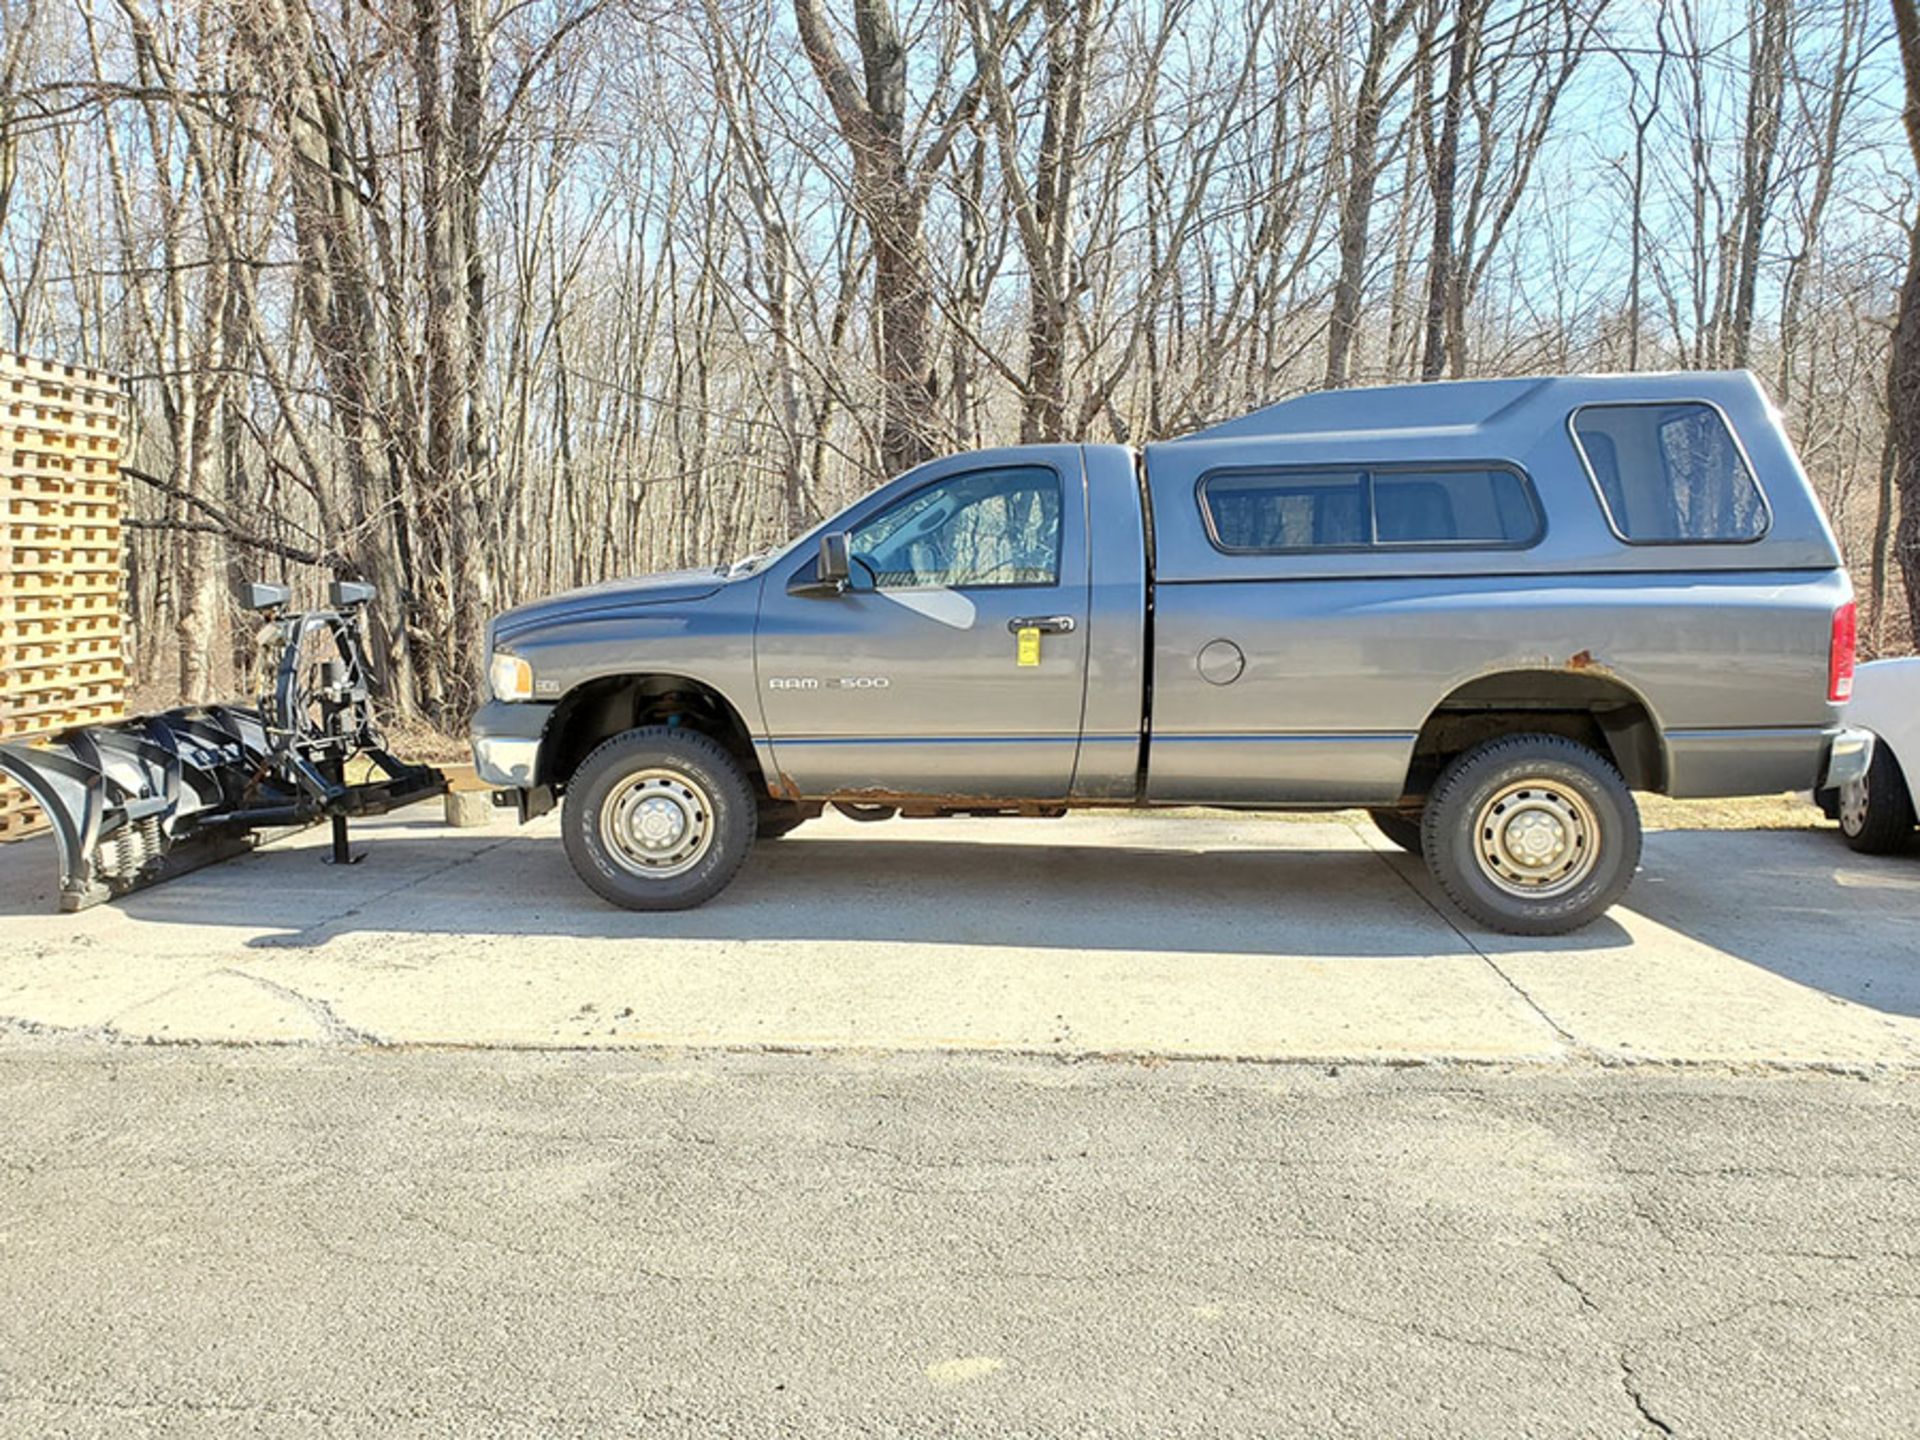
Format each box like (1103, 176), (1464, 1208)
(1612, 828), (1920, 1018)
(1, 818), (1631, 958)
(5, 814), (1913, 1016)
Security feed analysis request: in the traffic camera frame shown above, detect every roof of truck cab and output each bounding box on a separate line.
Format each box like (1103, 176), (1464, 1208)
(1167, 370), (1767, 446)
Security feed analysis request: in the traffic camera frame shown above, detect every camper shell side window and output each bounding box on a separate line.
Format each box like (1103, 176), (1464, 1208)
(1197, 462), (1544, 554)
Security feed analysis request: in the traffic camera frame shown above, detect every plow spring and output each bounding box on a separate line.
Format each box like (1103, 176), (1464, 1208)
(0, 582), (445, 912)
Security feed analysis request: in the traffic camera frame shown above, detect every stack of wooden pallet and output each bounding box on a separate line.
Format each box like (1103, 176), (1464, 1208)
(0, 354), (128, 841)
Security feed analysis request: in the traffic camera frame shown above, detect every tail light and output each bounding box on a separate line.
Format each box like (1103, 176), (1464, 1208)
(1829, 601), (1857, 703)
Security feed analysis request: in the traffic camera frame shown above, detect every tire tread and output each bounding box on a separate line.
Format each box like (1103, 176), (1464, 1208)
(561, 725), (756, 910)
(1420, 733), (1641, 936)
(1841, 743), (1918, 855)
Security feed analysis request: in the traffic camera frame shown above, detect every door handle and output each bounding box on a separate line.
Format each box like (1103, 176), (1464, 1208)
(1008, 615), (1077, 634)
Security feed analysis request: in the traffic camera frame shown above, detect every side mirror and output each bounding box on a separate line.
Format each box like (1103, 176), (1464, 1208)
(791, 532), (855, 597)
(819, 533), (851, 589)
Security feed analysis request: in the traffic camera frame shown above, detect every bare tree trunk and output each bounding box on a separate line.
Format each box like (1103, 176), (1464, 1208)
(1325, 1), (1419, 388)
(793, 0), (942, 475)
(968, 0), (1095, 438)
(234, 0), (419, 715)
(451, 0), (495, 691)
(1616, 17), (1672, 371)
(0, 0), (33, 263)
(1889, 0), (1920, 641)
(411, 0), (494, 725)
(1870, 419), (1897, 652)
(1778, 0), (1864, 403)
(1728, 0), (1790, 370)
(1419, 0), (1481, 382)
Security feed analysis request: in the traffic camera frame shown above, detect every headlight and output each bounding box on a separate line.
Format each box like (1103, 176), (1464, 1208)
(489, 651), (534, 702)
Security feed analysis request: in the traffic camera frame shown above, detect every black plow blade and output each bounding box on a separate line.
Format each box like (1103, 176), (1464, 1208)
(0, 707), (444, 913)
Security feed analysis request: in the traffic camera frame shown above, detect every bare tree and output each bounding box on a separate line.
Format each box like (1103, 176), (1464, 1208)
(1886, 0), (1920, 641)
(1725, 0), (1792, 368)
(967, 0), (1109, 440)
(0, 0), (1909, 729)
(1325, 0), (1422, 387)
(791, 0), (965, 474)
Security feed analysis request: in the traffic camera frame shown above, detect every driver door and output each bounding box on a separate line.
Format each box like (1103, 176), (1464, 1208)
(755, 450), (1091, 799)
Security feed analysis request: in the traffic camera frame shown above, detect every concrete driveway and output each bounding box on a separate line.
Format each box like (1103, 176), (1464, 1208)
(2, 806), (1916, 1067)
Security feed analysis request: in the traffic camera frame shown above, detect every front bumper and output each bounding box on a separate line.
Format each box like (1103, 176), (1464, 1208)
(1822, 725), (1876, 790)
(469, 699), (556, 788)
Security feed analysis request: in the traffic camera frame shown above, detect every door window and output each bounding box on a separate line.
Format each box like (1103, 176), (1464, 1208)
(848, 465), (1062, 589)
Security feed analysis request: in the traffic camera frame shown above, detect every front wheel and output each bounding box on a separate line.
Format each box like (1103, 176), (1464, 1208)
(1421, 734), (1641, 936)
(1839, 740), (1917, 855)
(562, 726), (756, 910)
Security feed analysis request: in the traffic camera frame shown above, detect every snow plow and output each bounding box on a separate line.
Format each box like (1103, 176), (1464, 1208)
(0, 581), (444, 911)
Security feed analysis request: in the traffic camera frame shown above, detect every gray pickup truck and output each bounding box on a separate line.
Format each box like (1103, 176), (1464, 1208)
(472, 371), (1871, 934)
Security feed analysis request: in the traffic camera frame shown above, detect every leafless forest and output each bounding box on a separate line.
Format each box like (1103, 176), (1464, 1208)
(3, 0), (1919, 727)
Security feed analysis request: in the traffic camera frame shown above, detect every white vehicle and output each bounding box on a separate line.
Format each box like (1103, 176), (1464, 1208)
(1820, 657), (1920, 853)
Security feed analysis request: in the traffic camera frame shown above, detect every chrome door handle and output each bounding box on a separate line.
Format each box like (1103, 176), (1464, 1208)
(1008, 615), (1077, 634)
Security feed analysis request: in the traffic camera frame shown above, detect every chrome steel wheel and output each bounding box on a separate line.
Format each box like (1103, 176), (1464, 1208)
(1838, 778), (1871, 838)
(1472, 779), (1602, 899)
(599, 768), (714, 879)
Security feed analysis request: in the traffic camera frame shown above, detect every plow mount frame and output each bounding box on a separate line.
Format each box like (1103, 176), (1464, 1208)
(0, 582), (446, 912)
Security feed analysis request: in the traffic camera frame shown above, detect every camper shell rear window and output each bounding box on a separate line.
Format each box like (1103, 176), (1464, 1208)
(1569, 401), (1771, 544)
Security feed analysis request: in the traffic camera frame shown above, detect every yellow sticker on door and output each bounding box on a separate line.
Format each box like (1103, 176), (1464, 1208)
(1016, 626), (1041, 666)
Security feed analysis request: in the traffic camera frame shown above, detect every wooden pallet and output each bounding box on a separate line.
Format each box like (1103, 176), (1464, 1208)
(0, 354), (129, 841)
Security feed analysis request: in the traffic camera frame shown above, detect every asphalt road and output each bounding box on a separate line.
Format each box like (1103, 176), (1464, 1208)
(3, 806), (1918, 1066)
(2, 1045), (1918, 1438)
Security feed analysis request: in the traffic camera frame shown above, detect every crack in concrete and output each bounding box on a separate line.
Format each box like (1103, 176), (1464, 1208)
(14, 1013), (1920, 1074)
(15, 967), (383, 1050)
(1619, 1351), (1677, 1435)
(1286, 1287), (1555, 1361)
(1356, 824), (1582, 1050)
(214, 969), (382, 1047)
(1544, 1251), (1603, 1315)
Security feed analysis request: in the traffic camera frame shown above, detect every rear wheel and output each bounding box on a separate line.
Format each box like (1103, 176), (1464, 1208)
(1422, 734), (1641, 936)
(562, 726), (756, 910)
(1367, 807), (1424, 855)
(1839, 740), (1916, 855)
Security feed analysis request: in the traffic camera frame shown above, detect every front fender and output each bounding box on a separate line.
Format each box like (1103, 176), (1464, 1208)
(499, 578), (764, 712)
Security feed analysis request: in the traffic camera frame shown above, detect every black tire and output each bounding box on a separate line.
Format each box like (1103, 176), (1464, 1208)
(1368, 807), (1424, 855)
(1839, 740), (1917, 855)
(1421, 734), (1641, 936)
(561, 726), (756, 910)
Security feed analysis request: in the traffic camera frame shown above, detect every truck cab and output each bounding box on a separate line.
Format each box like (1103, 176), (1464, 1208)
(471, 370), (1871, 935)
